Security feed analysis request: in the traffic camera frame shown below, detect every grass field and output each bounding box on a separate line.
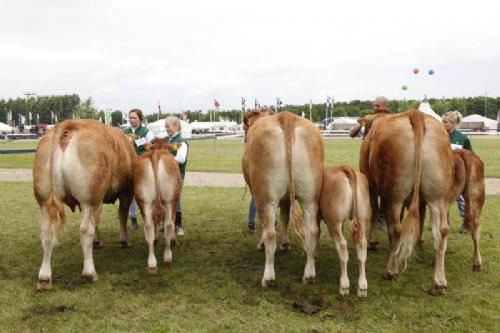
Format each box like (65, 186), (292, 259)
(0, 182), (499, 332)
(1, 136), (500, 177)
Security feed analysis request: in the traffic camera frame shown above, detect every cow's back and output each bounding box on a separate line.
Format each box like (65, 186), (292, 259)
(33, 120), (135, 208)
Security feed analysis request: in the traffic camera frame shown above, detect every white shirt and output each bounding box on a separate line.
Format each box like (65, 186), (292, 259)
(169, 132), (188, 164)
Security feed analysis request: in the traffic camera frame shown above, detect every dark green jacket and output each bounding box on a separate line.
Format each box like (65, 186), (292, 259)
(449, 129), (472, 151)
(169, 133), (188, 179)
(123, 125), (150, 155)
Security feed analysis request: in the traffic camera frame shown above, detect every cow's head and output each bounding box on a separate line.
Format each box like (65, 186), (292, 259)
(243, 108), (275, 141)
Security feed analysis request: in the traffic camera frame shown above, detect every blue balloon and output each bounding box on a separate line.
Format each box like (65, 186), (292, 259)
(428, 69), (435, 75)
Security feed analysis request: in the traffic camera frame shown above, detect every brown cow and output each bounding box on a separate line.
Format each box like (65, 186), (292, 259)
(418, 149), (485, 272)
(242, 111), (324, 287)
(133, 146), (182, 275)
(359, 109), (454, 295)
(33, 120), (136, 290)
(320, 165), (371, 297)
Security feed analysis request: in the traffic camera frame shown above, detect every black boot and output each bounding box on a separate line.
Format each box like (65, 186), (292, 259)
(175, 212), (184, 236)
(130, 217), (138, 231)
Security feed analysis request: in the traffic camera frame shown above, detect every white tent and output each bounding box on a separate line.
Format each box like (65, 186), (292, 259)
(147, 119), (192, 139)
(327, 117), (358, 130)
(461, 114), (497, 131)
(0, 122), (12, 133)
(418, 100), (441, 121)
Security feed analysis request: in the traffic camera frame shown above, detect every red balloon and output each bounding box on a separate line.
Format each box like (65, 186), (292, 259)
(413, 68), (419, 74)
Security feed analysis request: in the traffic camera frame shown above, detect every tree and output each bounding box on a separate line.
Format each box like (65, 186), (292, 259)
(74, 97), (98, 119)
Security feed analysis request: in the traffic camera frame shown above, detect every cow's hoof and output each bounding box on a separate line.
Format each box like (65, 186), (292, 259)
(472, 264), (483, 272)
(119, 241), (131, 248)
(339, 287), (349, 296)
(154, 239), (158, 247)
(302, 276), (316, 284)
(36, 279), (53, 291)
(279, 243), (291, 252)
(164, 260), (172, 267)
(261, 279), (276, 287)
(417, 239), (425, 246)
(357, 288), (368, 298)
(428, 284), (446, 296)
(93, 241), (101, 249)
(383, 272), (398, 280)
(368, 242), (378, 251)
(148, 267), (158, 276)
(83, 273), (98, 283)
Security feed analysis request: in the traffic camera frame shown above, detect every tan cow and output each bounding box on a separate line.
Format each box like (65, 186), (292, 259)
(133, 144), (182, 275)
(33, 120), (136, 290)
(359, 109), (454, 295)
(320, 165), (371, 297)
(418, 149), (485, 272)
(242, 111), (324, 287)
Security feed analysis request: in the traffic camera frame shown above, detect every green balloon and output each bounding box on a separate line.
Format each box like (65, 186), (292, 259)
(401, 85), (408, 91)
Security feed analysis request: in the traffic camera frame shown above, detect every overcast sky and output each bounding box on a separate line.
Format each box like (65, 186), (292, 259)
(1, 0), (499, 114)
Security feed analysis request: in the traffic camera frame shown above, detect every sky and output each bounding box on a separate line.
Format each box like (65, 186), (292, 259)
(1, 0), (499, 114)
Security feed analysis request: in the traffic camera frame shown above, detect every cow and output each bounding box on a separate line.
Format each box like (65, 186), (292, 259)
(133, 142), (182, 275)
(320, 165), (371, 297)
(359, 109), (455, 295)
(242, 110), (324, 287)
(417, 149), (485, 272)
(33, 119), (136, 290)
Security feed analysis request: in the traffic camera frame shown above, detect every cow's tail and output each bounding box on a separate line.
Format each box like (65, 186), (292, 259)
(278, 115), (306, 244)
(151, 152), (165, 225)
(342, 166), (361, 244)
(45, 125), (66, 239)
(396, 110), (425, 268)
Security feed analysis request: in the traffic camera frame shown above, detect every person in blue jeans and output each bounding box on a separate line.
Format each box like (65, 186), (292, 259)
(247, 197), (257, 233)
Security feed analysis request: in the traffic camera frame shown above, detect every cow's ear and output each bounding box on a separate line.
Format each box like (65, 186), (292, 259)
(359, 114), (377, 127)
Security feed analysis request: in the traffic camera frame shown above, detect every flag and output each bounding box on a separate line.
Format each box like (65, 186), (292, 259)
(309, 99), (313, 120)
(54, 114), (58, 123)
(214, 98), (220, 109)
(301, 111), (305, 118)
(158, 101), (162, 115)
(276, 98), (283, 112)
(50, 111), (55, 120)
(254, 98), (258, 109)
(241, 97), (246, 112)
(36, 113), (39, 124)
(29, 112), (32, 123)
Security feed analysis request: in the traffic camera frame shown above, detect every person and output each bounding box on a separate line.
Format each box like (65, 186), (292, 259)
(349, 96), (391, 138)
(123, 108), (154, 230)
(165, 116), (189, 236)
(442, 110), (472, 233)
(247, 197), (256, 233)
(350, 97), (390, 229)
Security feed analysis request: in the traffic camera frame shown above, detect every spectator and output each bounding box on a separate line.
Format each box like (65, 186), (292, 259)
(442, 110), (472, 233)
(165, 116), (189, 236)
(123, 108), (154, 230)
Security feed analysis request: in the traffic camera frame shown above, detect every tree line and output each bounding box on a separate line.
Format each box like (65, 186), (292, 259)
(1, 94), (499, 127)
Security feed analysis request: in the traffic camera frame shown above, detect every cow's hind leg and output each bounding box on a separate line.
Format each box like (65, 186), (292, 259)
(356, 215), (369, 298)
(466, 197), (482, 272)
(80, 206), (98, 282)
(327, 219), (350, 296)
(163, 206), (176, 266)
(428, 201), (449, 295)
(302, 201), (320, 284)
(368, 192), (379, 251)
(118, 191), (133, 248)
(92, 205), (102, 249)
(140, 203), (157, 275)
(279, 200), (291, 252)
(259, 203), (277, 287)
(37, 206), (55, 290)
(384, 202), (403, 280)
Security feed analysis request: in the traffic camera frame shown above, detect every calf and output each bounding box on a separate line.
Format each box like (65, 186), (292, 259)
(418, 149), (485, 272)
(320, 166), (371, 297)
(133, 144), (182, 274)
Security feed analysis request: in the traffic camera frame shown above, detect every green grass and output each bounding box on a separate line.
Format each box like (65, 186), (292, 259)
(1, 182), (499, 332)
(1, 137), (499, 178)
